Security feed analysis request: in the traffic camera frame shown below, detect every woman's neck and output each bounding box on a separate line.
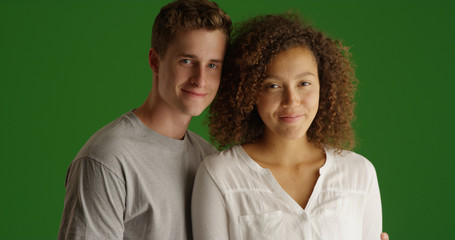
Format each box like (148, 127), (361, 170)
(243, 132), (323, 167)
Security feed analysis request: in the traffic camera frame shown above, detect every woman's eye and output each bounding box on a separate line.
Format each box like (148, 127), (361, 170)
(266, 83), (279, 89)
(299, 81), (310, 86)
(208, 63), (218, 69)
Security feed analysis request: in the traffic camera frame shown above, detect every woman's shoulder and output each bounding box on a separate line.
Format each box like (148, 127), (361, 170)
(325, 146), (377, 176)
(199, 145), (262, 192)
(202, 145), (245, 172)
(323, 147), (379, 192)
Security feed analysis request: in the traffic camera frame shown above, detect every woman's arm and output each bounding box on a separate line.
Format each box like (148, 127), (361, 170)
(192, 162), (230, 240)
(381, 232), (389, 240)
(362, 162), (383, 239)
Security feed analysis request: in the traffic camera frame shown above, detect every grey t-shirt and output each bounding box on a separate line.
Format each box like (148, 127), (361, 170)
(58, 111), (217, 240)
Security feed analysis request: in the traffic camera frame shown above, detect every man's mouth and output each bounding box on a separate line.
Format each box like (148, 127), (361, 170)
(182, 89), (207, 97)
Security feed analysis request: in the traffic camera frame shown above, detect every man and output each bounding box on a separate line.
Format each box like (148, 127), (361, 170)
(58, 0), (231, 239)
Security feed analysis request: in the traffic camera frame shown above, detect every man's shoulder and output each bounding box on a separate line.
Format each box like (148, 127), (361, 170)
(73, 112), (140, 166)
(186, 130), (218, 156)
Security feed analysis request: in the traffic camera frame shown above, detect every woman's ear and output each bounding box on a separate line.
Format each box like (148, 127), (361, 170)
(149, 48), (159, 74)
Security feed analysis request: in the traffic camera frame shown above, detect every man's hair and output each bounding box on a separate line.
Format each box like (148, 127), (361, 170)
(152, 0), (232, 57)
(210, 12), (357, 150)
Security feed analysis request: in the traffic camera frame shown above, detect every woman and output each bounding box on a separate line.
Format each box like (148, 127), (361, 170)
(192, 13), (383, 240)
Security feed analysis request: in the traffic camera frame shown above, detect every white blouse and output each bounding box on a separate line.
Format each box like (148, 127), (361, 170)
(192, 145), (382, 240)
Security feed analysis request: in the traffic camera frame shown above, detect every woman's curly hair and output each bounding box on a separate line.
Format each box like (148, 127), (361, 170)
(209, 12), (357, 150)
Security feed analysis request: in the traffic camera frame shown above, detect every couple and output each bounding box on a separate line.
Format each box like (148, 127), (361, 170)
(58, 0), (387, 239)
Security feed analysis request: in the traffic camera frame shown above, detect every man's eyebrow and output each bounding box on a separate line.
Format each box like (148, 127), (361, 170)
(178, 54), (223, 63)
(178, 54), (197, 59)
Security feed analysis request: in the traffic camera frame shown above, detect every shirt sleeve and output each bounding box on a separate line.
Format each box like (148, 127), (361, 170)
(362, 162), (383, 240)
(191, 162), (230, 240)
(58, 157), (126, 240)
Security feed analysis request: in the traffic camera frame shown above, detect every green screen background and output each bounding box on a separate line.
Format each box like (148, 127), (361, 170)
(1, 0), (454, 239)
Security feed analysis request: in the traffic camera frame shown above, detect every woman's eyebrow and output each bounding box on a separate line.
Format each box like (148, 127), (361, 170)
(295, 72), (317, 79)
(265, 72), (317, 80)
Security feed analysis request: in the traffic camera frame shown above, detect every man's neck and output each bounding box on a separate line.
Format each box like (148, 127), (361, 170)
(134, 98), (191, 140)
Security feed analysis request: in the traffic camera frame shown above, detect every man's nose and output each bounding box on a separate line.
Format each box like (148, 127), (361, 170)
(190, 65), (207, 87)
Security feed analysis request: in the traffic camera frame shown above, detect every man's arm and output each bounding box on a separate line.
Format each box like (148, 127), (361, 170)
(58, 157), (126, 240)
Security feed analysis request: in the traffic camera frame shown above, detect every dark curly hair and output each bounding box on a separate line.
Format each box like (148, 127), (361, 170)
(209, 12), (357, 150)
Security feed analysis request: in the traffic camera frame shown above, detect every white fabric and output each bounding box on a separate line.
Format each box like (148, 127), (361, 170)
(192, 145), (382, 240)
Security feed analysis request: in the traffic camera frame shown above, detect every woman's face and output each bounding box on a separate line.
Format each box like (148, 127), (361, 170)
(256, 47), (320, 140)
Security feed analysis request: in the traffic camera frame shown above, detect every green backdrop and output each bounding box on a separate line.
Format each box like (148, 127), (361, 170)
(1, 0), (454, 239)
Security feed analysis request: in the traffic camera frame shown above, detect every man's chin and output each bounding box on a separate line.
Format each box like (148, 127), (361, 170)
(190, 110), (205, 117)
(178, 101), (212, 117)
(183, 107), (207, 117)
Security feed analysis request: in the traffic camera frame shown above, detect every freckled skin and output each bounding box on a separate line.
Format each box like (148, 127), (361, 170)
(244, 47), (325, 209)
(134, 29), (227, 139)
(256, 47), (320, 141)
(153, 29), (227, 117)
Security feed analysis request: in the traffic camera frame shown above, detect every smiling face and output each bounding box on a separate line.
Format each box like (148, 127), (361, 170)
(256, 47), (320, 141)
(151, 29), (227, 117)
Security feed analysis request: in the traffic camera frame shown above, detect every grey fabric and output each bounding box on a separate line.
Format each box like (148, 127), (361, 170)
(58, 111), (217, 240)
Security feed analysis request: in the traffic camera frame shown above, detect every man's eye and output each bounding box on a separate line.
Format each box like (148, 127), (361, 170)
(181, 59), (191, 64)
(208, 63), (218, 69)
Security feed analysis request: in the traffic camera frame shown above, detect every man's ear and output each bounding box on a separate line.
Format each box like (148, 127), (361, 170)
(149, 48), (159, 74)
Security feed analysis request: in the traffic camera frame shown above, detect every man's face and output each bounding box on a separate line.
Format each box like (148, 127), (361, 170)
(151, 29), (227, 117)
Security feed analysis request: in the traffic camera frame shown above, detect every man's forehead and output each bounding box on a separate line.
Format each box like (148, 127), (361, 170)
(164, 29), (227, 59)
(172, 28), (227, 41)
